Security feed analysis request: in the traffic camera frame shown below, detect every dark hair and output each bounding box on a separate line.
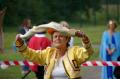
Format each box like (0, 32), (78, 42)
(117, 56), (120, 61)
(66, 36), (71, 47)
(21, 18), (31, 27)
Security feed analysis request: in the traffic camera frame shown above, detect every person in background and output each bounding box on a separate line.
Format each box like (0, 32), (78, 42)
(100, 20), (120, 79)
(19, 18), (32, 76)
(28, 22), (51, 79)
(60, 21), (74, 47)
(15, 22), (94, 79)
(13, 18), (31, 53)
(19, 18), (32, 44)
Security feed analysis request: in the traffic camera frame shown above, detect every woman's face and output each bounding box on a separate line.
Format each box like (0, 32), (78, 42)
(52, 32), (68, 48)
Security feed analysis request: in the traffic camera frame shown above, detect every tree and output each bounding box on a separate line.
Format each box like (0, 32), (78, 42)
(0, 0), (45, 25)
(42, 0), (82, 21)
(0, 0), (102, 25)
(41, 0), (101, 22)
(0, 8), (6, 53)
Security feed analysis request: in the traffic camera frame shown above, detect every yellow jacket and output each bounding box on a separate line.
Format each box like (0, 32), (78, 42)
(19, 43), (94, 79)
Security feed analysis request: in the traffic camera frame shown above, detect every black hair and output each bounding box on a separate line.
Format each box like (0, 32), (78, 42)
(117, 56), (120, 61)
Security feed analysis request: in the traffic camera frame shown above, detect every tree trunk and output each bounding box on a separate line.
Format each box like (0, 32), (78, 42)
(0, 8), (6, 53)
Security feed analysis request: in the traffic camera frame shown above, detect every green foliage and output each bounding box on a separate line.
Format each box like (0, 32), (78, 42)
(41, 0), (81, 20)
(1, 0), (119, 28)
(1, 0), (46, 25)
(0, 0), (102, 26)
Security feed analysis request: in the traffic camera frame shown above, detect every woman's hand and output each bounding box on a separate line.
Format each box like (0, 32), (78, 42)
(108, 50), (113, 55)
(68, 29), (85, 38)
(68, 29), (90, 44)
(75, 30), (85, 38)
(75, 30), (90, 44)
(107, 48), (114, 55)
(15, 34), (24, 47)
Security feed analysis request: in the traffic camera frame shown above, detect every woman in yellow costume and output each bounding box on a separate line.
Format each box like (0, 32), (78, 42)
(15, 22), (94, 79)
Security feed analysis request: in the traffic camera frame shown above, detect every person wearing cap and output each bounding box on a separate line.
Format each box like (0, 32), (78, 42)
(100, 20), (120, 79)
(15, 22), (94, 79)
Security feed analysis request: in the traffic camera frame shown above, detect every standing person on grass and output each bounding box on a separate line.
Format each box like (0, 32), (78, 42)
(100, 20), (120, 79)
(18, 18), (32, 76)
(15, 22), (94, 79)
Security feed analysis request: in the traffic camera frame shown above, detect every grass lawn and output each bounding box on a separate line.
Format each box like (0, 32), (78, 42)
(0, 24), (119, 79)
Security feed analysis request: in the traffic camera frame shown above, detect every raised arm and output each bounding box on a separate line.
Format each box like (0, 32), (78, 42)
(68, 29), (93, 54)
(68, 29), (94, 64)
(15, 35), (48, 65)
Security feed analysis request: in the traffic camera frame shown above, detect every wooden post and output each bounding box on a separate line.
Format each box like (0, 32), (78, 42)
(0, 8), (6, 53)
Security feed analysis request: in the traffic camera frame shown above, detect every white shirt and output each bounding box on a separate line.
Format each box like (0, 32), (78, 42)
(52, 57), (68, 79)
(34, 33), (46, 37)
(69, 37), (74, 47)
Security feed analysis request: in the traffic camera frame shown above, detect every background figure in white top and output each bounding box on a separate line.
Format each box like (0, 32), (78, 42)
(60, 21), (74, 47)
